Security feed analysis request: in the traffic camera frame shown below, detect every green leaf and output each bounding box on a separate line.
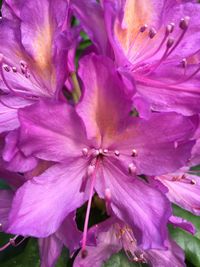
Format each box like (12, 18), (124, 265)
(170, 226), (200, 267)
(0, 233), (28, 262)
(0, 238), (40, 267)
(103, 251), (149, 267)
(0, 179), (10, 190)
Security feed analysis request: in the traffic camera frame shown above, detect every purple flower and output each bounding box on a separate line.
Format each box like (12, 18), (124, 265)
(72, 0), (200, 116)
(6, 54), (197, 254)
(0, 0), (79, 133)
(0, 0), (80, 172)
(74, 216), (186, 267)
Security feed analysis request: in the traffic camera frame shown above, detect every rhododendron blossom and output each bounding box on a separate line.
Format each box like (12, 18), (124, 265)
(0, 0), (200, 267)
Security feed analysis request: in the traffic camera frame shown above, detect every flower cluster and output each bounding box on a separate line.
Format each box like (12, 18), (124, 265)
(0, 0), (200, 266)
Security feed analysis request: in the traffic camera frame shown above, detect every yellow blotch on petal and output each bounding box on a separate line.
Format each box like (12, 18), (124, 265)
(90, 86), (122, 144)
(34, 22), (53, 71)
(114, 0), (154, 53)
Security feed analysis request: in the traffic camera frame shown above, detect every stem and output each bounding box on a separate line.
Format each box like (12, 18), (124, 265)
(71, 71), (81, 103)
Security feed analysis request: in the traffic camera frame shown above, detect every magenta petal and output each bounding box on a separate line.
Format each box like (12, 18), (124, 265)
(77, 54), (133, 144)
(169, 215), (195, 235)
(96, 159), (171, 250)
(157, 172), (200, 215)
(0, 102), (19, 133)
(74, 218), (121, 267)
(74, 244), (119, 267)
(3, 130), (38, 172)
(56, 212), (82, 254)
(39, 234), (63, 267)
(111, 113), (197, 175)
(0, 96), (34, 133)
(19, 100), (87, 162)
(7, 162), (85, 237)
(146, 239), (185, 267)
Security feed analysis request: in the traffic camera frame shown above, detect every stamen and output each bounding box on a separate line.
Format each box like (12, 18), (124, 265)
(144, 37), (175, 75)
(103, 149), (108, 154)
(12, 66), (17, 73)
(166, 23), (175, 34)
(128, 24), (148, 56)
(3, 64), (11, 72)
(98, 148), (103, 154)
(166, 37), (175, 48)
(81, 162), (98, 258)
(191, 179), (196, 185)
(166, 17), (190, 58)
(128, 163), (136, 174)
(140, 24), (148, 33)
(114, 150), (120, 157)
(179, 16), (190, 30)
(131, 149), (138, 157)
(181, 58), (187, 69)
(82, 148), (88, 156)
(133, 22), (175, 70)
(149, 27), (157, 39)
(87, 165), (95, 176)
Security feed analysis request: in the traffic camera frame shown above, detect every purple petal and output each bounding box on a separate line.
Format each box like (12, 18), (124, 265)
(56, 212), (82, 254)
(96, 159), (171, 250)
(169, 215), (195, 234)
(74, 218), (121, 267)
(39, 234), (63, 267)
(110, 113), (197, 175)
(7, 162), (85, 237)
(157, 171), (200, 215)
(19, 0), (71, 94)
(0, 96), (34, 133)
(3, 130), (38, 172)
(74, 244), (119, 267)
(19, 100), (88, 162)
(135, 63), (200, 116)
(146, 239), (185, 267)
(77, 54), (133, 144)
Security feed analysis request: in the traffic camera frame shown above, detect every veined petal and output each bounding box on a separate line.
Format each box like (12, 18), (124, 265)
(108, 113), (197, 175)
(56, 212), (82, 254)
(157, 171), (200, 215)
(39, 234), (63, 267)
(7, 161), (86, 237)
(2, 130), (38, 172)
(74, 218), (121, 267)
(19, 100), (88, 162)
(104, 0), (167, 65)
(96, 159), (171, 250)
(77, 54), (133, 145)
(146, 239), (185, 267)
(169, 215), (195, 234)
(19, 0), (70, 93)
